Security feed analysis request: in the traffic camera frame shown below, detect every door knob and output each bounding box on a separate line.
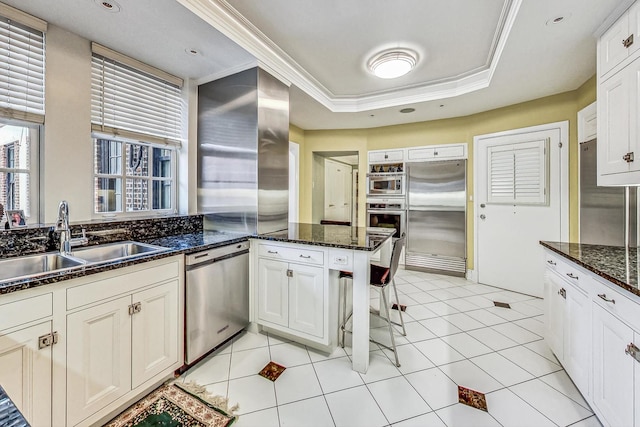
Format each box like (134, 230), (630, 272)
(480, 214), (486, 220)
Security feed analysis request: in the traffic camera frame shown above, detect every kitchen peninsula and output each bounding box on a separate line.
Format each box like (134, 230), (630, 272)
(251, 223), (393, 373)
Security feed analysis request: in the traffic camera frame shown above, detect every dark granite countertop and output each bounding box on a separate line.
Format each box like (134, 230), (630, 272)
(0, 385), (29, 427)
(540, 241), (640, 298)
(0, 230), (250, 295)
(253, 223), (394, 251)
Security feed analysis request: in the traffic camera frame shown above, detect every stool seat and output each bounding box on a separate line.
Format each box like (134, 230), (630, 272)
(339, 264), (389, 286)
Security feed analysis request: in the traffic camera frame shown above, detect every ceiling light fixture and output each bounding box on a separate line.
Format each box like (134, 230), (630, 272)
(185, 48), (200, 56)
(546, 14), (571, 26)
(368, 48), (418, 79)
(94, 0), (121, 13)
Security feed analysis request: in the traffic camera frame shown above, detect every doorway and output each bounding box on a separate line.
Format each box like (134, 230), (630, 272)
(474, 122), (569, 297)
(312, 152), (359, 225)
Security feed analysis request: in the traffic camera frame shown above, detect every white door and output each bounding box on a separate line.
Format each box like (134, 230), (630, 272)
(288, 264), (324, 338)
(131, 281), (179, 388)
(475, 122), (568, 297)
(324, 159), (352, 222)
(257, 258), (289, 327)
(592, 303), (635, 427)
(67, 296), (132, 426)
(0, 321), (52, 427)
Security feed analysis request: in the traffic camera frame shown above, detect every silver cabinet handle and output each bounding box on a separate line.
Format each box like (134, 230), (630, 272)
(546, 260), (556, 265)
(566, 273), (578, 280)
(558, 288), (566, 299)
(598, 293), (615, 304)
(267, 250), (278, 254)
(626, 343), (640, 362)
(299, 254), (311, 259)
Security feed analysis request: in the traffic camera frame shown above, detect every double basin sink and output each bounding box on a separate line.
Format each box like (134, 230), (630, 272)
(0, 241), (169, 283)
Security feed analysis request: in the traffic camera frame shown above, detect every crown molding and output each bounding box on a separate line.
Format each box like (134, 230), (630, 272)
(177, 0), (522, 112)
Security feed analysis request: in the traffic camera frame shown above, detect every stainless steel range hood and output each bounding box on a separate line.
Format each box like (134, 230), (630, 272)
(197, 67), (289, 234)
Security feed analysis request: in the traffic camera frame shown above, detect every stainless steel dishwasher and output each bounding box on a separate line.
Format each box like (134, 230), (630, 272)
(185, 241), (250, 364)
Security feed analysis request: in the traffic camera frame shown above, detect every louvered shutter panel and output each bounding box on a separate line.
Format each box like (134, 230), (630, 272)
(0, 17), (45, 123)
(487, 138), (548, 205)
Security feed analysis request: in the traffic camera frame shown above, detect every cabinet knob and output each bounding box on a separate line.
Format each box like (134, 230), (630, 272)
(286, 269), (293, 278)
(480, 214), (486, 220)
(623, 34), (634, 48)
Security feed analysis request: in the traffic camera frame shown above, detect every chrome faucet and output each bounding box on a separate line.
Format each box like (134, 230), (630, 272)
(55, 200), (87, 254)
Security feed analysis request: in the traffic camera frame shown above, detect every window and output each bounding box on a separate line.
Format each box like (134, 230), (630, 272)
(0, 121), (39, 218)
(94, 137), (175, 214)
(90, 43), (182, 216)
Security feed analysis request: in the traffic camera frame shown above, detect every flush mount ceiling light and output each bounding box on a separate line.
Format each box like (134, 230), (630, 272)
(94, 0), (121, 12)
(368, 49), (418, 79)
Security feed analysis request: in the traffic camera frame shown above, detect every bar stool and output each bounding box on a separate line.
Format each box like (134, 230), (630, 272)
(338, 235), (406, 367)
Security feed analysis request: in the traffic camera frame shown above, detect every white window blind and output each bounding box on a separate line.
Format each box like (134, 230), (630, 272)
(0, 15), (45, 124)
(487, 138), (549, 205)
(91, 45), (183, 145)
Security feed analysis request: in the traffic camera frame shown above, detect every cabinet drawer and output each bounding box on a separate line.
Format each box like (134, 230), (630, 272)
(369, 150), (403, 163)
(0, 293), (52, 331)
(592, 277), (640, 332)
(67, 260), (180, 310)
(259, 244), (324, 265)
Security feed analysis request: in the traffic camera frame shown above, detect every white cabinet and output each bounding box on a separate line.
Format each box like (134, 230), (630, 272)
(598, 1), (640, 185)
(592, 302), (636, 427)
(407, 143), (466, 161)
(369, 149), (403, 163)
(563, 278), (590, 394)
(544, 269), (565, 360)
(256, 243), (328, 344)
(0, 292), (54, 427)
(0, 321), (52, 427)
(257, 257), (324, 339)
(599, 1), (640, 78)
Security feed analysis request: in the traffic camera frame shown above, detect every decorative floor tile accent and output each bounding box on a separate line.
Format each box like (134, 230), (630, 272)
(392, 303), (407, 312)
(493, 301), (511, 309)
(458, 385), (488, 412)
(259, 361), (286, 382)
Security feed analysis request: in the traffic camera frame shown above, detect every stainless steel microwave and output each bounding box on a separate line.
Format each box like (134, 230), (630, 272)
(367, 173), (405, 196)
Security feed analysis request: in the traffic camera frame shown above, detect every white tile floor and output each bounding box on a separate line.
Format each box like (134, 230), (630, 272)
(178, 268), (602, 427)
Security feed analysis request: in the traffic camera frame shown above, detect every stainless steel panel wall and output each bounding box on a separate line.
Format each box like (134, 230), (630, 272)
(257, 68), (289, 234)
(579, 139), (627, 246)
(197, 67), (289, 233)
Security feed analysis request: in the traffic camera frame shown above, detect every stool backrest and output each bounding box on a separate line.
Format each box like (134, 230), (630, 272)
(388, 235), (406, 282)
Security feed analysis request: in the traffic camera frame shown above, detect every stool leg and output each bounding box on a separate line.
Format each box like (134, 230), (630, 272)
(381, 287), (400, 367)
(391, 278), (407, 336)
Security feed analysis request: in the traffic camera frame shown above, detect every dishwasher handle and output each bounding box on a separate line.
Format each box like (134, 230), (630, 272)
(186, 241), (250, 266)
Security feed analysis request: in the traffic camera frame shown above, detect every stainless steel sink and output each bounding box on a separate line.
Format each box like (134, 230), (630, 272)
(68, 241), (168, 263)
(0, 253), (86, 282)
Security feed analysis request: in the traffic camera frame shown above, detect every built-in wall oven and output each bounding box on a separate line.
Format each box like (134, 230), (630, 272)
(367, 198), (406, 238)
(367, 172), (405, 196)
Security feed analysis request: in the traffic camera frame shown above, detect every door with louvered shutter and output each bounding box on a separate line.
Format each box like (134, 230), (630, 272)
(476, 124), (568, 297)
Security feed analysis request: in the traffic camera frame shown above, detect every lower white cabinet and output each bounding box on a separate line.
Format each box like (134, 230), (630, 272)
(66, 280), (179, 426)
(0, 321), (53, 427)
(257, 258), (325, 339)
(544, 270), (565, 360)
(592, 302), (636, 427)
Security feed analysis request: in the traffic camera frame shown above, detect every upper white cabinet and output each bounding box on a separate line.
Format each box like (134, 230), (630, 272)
(599, 1), (640, 78)
(598, 1), (640, 185)
(407, 143), (466, 161)
(369, 149), (403, 163)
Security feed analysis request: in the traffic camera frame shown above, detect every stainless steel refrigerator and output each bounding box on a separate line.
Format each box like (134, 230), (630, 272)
(580, 139), (636, 246)
(406, 159), (467, 276)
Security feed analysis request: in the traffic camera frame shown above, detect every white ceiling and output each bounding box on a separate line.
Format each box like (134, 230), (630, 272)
(2, 0), (632, 130)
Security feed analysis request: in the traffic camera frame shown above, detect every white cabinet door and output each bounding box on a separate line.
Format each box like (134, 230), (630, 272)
(592, 303), (635, 427)
(629, 56), (640, 173)
(563, 283), (590, 395)
(544, 271), (565, 361)
(598, 67), (630, 178)
(635, 332), (640, 427)
(407, 147), (435, 161)
(258, 258), (289, 327)
(0, 321), (52, 427)
(288, 264), (324, 338)
(600, 12), (631, 77)
(131, 281), (179, 389)
(369, 150), (403, 163)
(67, 296), (132, 427)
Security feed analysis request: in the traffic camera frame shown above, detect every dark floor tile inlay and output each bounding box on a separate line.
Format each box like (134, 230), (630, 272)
(493, 301), (511, 309)
(392, 303), (407, 312)
(259, 361), (286, 382)
(458, 385), (488, 412)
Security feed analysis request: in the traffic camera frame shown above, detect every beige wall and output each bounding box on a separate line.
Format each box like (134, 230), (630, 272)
(293, 77), (597, 270)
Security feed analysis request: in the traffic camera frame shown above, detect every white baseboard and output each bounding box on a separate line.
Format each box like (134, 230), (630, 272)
(466, 269), (477, 282)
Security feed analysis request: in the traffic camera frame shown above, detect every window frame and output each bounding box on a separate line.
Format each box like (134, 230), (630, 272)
(92, 133), (177, 219)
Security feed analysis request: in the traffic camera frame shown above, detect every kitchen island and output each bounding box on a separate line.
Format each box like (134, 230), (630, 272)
(252, 223), (394, 373)
(540, 241), (640, 427)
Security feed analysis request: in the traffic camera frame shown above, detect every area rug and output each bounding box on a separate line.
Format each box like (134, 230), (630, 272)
(105, 381), (238, 427)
